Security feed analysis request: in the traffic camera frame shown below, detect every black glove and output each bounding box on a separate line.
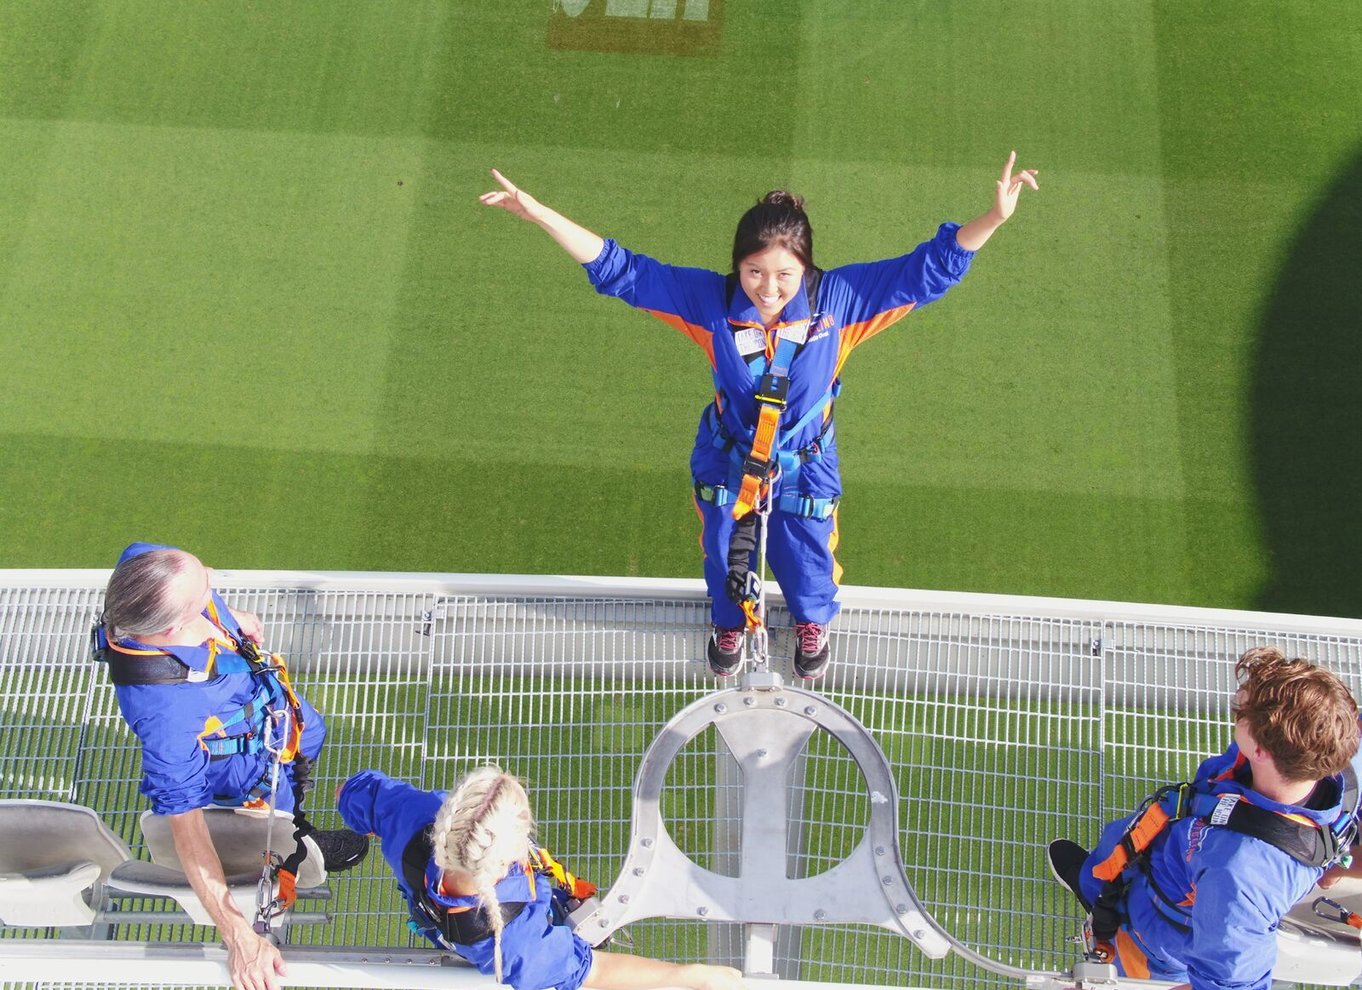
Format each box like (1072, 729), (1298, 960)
(725, 514), (759, 604)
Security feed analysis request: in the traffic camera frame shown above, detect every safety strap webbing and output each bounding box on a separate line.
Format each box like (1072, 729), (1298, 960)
(695, 481), (838, 521)
(1089, 768), (1360, 942)
(1091, 789), (1180, 882)
(733, 323), (807, 519)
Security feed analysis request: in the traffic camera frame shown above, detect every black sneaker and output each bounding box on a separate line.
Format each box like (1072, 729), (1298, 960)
(707, 626), (744, 677)
(312, 828), (370, 872)
(793, 622), (830, 680)
(1047, 839), (1092, 911)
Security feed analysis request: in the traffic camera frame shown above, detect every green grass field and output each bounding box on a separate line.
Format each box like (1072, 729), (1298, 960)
(2, 1), (1360, 619)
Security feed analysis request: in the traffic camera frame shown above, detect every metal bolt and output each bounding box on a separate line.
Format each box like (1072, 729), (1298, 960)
(633, 867), (645, 877)
(641, 837), (653, 848)
(804, 705), (817, 716)
(618, 894), (630, 904)
(774, 697), (787, 708)
(882, 876), (893, 886)
(697, 906), (709, 917)
(912, 929), (927, 940)
(756, 748), (767, 758)
(714, 703), (727, 714)
(875, 846), (886, 857)
(743, 696), (756, 707)
(599, 917), (610, 927)
(895, 903), (908, 915)
(814, 909), (827, 921)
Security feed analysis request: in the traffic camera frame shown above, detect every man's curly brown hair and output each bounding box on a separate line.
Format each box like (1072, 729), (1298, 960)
(1233, 646), (1359, 782)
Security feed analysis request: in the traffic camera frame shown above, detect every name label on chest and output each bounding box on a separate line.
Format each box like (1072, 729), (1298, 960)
(733, 327), (765, 357)
(732, 321), (812, 360)
(1210, 793), (1241, 825)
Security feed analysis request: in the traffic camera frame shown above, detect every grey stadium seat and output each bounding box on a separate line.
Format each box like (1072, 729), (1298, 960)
(0, 800), (134, 928)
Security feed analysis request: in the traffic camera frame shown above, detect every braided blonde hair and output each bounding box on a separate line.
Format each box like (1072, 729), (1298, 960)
(430, 766), (534, 982)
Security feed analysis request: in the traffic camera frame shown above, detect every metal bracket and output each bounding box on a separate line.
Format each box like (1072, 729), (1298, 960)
(573, 681), (951, 967)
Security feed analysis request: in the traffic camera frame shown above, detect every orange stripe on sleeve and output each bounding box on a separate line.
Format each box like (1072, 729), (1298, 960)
(643, 309), (716, 367)
(829, 508), (842, 586)
(840, 303), (917, 352)
(831, 304), (917, 380)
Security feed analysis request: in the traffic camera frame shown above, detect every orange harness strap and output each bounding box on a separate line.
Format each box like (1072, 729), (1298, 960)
(733, 404), (782, 519)
(1092, 800), (1174, 882)
(731, 319), (809, 520)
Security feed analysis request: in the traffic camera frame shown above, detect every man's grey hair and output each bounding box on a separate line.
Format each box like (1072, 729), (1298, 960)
(103, 549), (193, 641)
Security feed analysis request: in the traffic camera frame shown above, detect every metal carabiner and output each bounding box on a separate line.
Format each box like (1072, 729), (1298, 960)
(1312, 896), (1362, 929)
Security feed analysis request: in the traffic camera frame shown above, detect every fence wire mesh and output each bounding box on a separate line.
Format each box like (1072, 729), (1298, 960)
(3, 579), (1362, 990)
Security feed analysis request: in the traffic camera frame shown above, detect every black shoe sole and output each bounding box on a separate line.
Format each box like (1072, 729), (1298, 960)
(1047, 839), (1092, 911)
(315, 832), (371, 873)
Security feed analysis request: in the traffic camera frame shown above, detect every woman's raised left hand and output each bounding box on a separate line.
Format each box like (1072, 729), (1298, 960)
(992, 150), (1039, 222)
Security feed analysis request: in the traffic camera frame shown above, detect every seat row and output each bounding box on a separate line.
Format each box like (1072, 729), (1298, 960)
(0, 799), (329, 931)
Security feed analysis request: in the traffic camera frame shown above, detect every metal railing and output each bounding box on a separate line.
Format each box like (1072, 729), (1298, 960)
(3, 570), (1362, 990)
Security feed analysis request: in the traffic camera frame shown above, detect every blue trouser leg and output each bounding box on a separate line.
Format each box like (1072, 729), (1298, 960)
(280, 697), (327, 812)
(696, 495), (748, 628)
(766, 509), (841, 625)
(697, 496), (841, 627)
(296, 696), (326, 763)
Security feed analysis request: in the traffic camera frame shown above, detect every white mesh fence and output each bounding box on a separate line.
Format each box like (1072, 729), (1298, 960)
(3, 574), (1362, 990)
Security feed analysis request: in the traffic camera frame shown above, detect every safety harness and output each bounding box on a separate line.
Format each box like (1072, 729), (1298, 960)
(94, 604), (306, 789)
(92, 610), (313, 934)
(401, 834), (597, 949)
(700, 269), (839, 521)
(696, 272), (840, 630)
(1085, 768), (1360, 962)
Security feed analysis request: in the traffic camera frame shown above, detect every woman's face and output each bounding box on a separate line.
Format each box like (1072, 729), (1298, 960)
(737, 244), (806, 326)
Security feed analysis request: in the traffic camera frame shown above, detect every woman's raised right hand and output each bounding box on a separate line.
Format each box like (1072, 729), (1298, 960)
(479, 168), (546, 223)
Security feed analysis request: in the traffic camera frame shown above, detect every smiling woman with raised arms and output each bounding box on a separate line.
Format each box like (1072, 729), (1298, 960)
(480, 155), (1037, 680)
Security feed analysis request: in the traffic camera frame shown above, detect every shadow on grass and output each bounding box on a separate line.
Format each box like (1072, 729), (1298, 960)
(1252, 147), (1362, 620)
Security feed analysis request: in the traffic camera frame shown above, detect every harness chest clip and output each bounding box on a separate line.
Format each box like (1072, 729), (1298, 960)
(741, 455), (772, 480)
(754, 373), (789, 408)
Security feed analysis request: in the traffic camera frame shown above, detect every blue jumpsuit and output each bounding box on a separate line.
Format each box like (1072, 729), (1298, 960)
(107, 543), (325, 816)
(583, 224), (975, 627)
(1077, 742), (1362, 990)
(337, 769), (594, 990)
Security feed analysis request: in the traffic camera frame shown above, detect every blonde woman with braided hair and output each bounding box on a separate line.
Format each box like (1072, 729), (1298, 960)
(429, 766), (533, 982)
(339, 766), (745, 990)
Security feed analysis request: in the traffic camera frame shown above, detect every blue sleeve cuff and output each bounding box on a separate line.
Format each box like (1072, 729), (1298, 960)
(581, 237), (619, 285)
(934, 222), (975, 272)
(337, 769), (391, 836)
(142, 775), (214, 816)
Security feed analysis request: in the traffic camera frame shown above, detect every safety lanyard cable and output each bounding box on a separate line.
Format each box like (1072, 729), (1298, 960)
(252, 702), (292, 937)
(739, 468), (777, 668)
